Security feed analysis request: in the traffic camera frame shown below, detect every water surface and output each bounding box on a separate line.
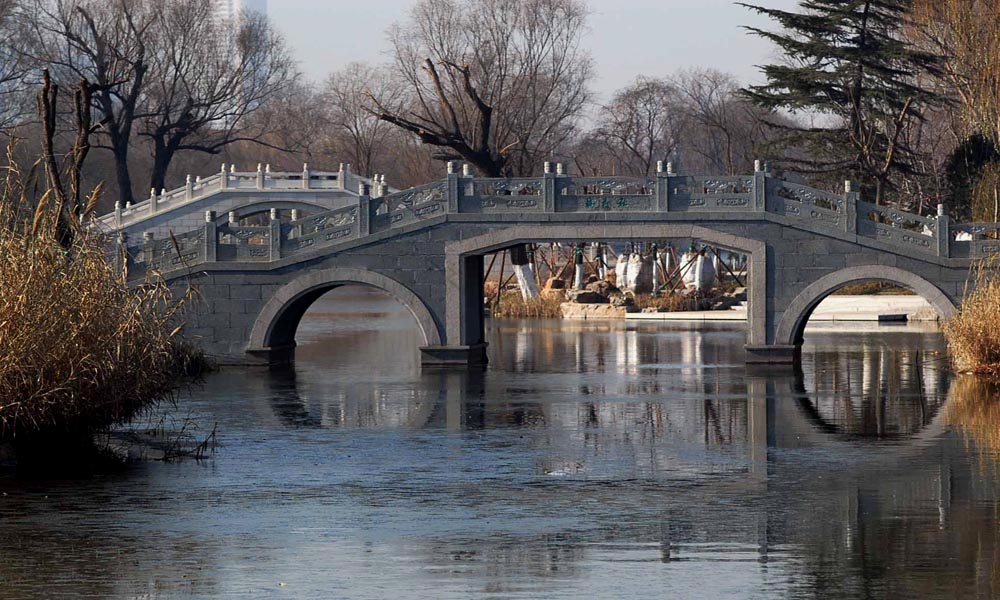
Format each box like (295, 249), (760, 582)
(1, 287), (998, 599)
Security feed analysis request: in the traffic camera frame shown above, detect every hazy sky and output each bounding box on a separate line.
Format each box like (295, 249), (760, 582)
(269, 0), (800, 101)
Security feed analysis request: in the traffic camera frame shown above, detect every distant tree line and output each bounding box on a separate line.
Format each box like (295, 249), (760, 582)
(1, 0), (998, 221)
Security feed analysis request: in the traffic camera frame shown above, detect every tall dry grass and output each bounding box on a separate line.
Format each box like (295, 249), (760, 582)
(0, 156), (190, 448)
(491, 290), (565, 318)
(943, 258), (1000, 376)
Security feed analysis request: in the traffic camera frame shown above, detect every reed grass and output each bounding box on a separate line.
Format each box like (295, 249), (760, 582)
(943, 258), (1000, 376)
(0, 159), (191, 448)
(490, 290), (565, 319)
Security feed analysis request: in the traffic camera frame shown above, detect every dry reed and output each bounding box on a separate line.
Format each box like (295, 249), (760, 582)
(943, 258), (1000, 376)
(491, 290), (565, 318)
(0, 161), (191, 447)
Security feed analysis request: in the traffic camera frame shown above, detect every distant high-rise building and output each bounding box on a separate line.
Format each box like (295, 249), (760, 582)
(215, 0), (267, 30)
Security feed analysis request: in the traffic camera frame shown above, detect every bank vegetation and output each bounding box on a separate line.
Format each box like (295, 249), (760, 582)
(943, 260), (1000, 376)
(0, 74), (196, 462)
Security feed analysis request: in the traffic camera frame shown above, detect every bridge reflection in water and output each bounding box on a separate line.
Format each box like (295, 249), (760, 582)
(5, 287), (1000, 598)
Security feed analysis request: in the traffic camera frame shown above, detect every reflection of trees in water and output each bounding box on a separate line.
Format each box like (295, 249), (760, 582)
(421, 534), (585, 592)
(947, 377), (1000, 474)
(766, 372), (1000, 598)
(801, 346), (949, 437)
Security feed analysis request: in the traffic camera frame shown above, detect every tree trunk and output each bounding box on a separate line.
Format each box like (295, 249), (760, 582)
(111, 139), (135, 206)
(510, 244), (539, 300)
(148, 130), (190, 195)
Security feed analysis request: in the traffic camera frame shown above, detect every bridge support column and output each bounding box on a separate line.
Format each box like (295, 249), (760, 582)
(745, 344), (801, 365)
(429, 254), (488, 368)
(420, 344), (488, 367)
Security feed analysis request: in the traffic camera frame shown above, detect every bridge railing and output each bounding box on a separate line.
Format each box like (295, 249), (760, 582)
(124, 160), (979, 276)
(950, 223), (1000, 259)
(95, 163), (385, 231)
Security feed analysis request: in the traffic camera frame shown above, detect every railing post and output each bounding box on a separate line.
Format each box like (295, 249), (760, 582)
(446, 161), (460, 213)
(115, 231), (127, 274)
(142, 231), (155, 264)
(256, 164), (264, 190)
(543, 161), (556, 212)
(185, 175), (194, 201)
(753, 159), (766, 211)
(843, 180), (859, 234)
(220, 163), (228, 190)
(149, 188), (158, 214)
(337, 163), (345, 190)
(302, 163), (310, 190)
(656, 160), (670, 211)
(937, 203), (950, 257)
(462, 163), (474, 197)
(114, 201), (123, 225)
(359, 191), (371, 236)
(269, 208), (282, 260)
(204, 210), (217, 262)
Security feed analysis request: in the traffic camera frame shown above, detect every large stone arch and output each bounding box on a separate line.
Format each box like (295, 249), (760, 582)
(247, 267), (443, 361)
(775, 265), (958, 346)
(443, 223), (769, 352)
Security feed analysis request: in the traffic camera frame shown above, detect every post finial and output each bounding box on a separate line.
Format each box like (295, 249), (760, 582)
(656, 160), (664, 174)
(447, 161), (456, 175)
(556, 163), (565, 175)
(844, 180), (854, 194)
(754, 159), (762, 173)
(937, 203), (946, 217)
(462, 163), (471, 177)
(544, 161), (552, 174)
(666, 161), (675, 176)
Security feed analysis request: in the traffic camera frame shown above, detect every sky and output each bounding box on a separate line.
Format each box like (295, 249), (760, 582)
(268, 0), (800, 101)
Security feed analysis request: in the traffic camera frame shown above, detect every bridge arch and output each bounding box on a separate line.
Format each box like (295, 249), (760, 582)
(775, 265), (958, 346)
(247, 267), (443, 360)
(217, 199), (333, 223)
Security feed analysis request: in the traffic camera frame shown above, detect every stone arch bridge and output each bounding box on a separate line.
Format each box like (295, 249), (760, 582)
(102, 161), (997, 366)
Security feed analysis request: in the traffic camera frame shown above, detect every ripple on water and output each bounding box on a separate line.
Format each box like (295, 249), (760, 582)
(0, 288), (994, 599)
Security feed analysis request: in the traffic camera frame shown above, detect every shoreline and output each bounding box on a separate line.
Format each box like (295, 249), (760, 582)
(559, 295), (939, 323)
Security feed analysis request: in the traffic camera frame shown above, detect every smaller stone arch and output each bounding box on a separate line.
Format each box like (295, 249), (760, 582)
(247, 267), (443, 360)
(775, 265), (958, 346)
(218, 200), (334, 223)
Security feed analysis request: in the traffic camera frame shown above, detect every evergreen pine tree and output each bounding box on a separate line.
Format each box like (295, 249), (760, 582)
(739, 0), (941, 205)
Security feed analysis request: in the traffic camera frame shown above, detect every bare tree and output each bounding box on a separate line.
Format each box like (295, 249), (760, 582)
(322, 62), (405, 178)
(672, 69), (752, 175)
(591, 76), (686, 176)
(0, 0), (32, 128)
(17, 0), (296, 202)
(370, 0), (593, 177)
(18, 0), (155, 205)
(141, 2), (296, 193)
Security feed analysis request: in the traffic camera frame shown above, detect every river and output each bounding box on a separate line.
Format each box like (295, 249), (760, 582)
(2, 286), (999, 599)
